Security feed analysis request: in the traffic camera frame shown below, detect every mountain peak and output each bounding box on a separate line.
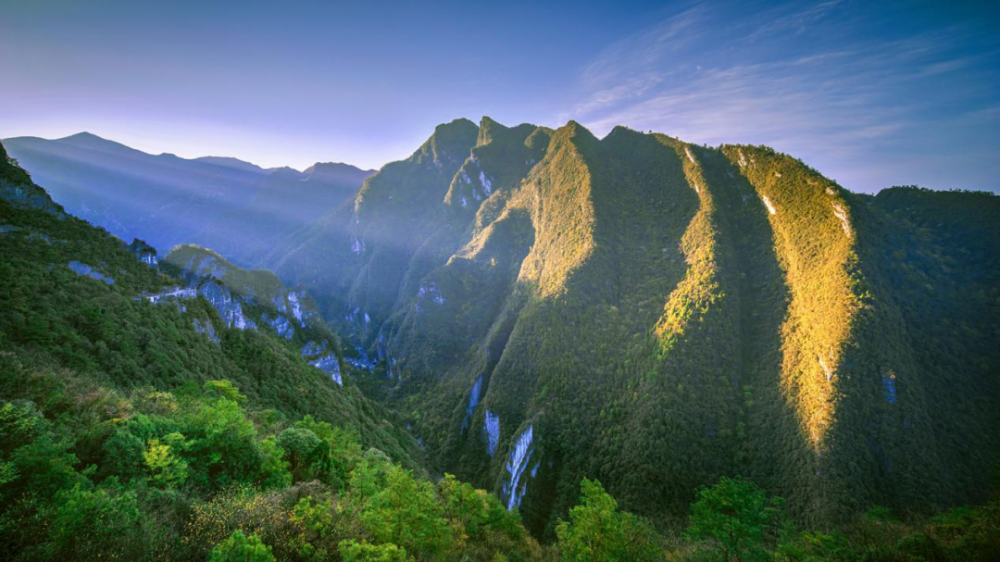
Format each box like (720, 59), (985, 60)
(195, 156), (266, 174)
(303, 162), (375, 185)
(561, 120), (589, 134)
(550, 120), (600, 154)
(410, 118), (479, 168)
(304, 161), (368, 173)
(430, 118), (479, 145)
(478, 115), (505, 133)
(61, 131), (103, 141)
(436, 117), (478, 132)
(269, 166), (304, 180)
(56, 131), (137, 154)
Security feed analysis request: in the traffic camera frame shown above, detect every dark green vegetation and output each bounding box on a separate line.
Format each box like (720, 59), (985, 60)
(3, 132), (374, 267)
(0, 181), (419, 464)
(267, 118), (1000, 537)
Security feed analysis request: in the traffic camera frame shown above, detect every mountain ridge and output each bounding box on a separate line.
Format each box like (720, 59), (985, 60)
(3, 132), (375, 267)
(264, 116), (1000, 534)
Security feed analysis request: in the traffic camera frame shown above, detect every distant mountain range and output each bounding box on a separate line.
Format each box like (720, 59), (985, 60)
(3, 132), (374, 265)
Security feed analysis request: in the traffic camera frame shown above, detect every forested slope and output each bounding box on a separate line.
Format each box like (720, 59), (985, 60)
(267, 118), (1000, 535)
(0, 143), (550, 560)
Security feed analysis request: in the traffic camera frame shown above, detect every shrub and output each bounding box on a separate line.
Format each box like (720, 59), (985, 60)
(338, 539), (410, 562)
(208, 530), (276, 562)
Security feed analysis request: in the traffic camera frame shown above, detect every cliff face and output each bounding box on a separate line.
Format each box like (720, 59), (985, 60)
(161, 244), (350, 384)
(267, 118), (1000, 532)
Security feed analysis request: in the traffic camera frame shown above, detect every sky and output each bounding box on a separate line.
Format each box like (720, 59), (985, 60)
(1, 0), (997, 193)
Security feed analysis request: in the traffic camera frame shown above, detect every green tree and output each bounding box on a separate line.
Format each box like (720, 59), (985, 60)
(186, 395), (262, 487)
(209, 530), (276, 562)
(2, 402), (81, 501)
(295, 415), (361, 489)
(327, 424), (363, 487)
(289, 496), (335, 561)
(349, 448), (393, 503)
(555, 478), (662, 562)
(143, 433), (189, 488)
(685, 477), (785, 562)
(46, 483), (144, 561)
(438, 473), (524, 541)
(352, 458), (452, 560)
(100, 426), (146, 479)
(203, 380), (248, 403)
(278, 426), (329, 483)
(258, 436), (292, 489)
(339, 539), (410, 562)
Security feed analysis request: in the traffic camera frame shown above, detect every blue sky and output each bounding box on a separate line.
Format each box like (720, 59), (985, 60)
(2, 0), (997, 192)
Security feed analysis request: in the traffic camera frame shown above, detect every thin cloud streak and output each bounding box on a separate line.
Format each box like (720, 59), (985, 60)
(562, 0), (1000, 193)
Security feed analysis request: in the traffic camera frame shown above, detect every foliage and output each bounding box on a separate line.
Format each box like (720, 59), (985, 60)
(555, 478), (662, 562)
(339, 539), (411, 562)
(685, 477), (786, 562)
(144, 434), (190, 488)
(349, 452), (454, 559)
(0, 151), (540, 561)
(208, 530), (276, 562)
(288, 496), (335, 560)
(45, 483), (144, 560)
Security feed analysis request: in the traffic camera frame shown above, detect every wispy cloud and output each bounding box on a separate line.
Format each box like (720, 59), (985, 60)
(746, 0), (844, 39)
(560, 0), (1000, 192)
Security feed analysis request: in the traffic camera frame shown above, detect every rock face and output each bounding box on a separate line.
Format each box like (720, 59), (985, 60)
(268, 117), (1000, 533)
(67, 261), (114, 285)
(160, 244), (348, 383)
(129, 239), (158, 266)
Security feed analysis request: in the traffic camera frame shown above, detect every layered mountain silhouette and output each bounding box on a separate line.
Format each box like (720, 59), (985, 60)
(3, 132), (374, 266)
(267, 117), (1000, 533)
(7, 119), (999, 536)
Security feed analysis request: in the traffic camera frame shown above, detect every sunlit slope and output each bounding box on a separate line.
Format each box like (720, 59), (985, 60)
(265, 119), (1000, 533)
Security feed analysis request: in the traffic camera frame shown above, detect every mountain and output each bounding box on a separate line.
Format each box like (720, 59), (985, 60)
(0, 142), (555, 561)
(160, 244), (353, 384)
(304, 161), (377, 185)
(267, 117), (1000, 534)
(0, 141), (421, 465)
(194, 155), (268, 174)
(3, 133), (374, 266)
(7, 119), (997, 539)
